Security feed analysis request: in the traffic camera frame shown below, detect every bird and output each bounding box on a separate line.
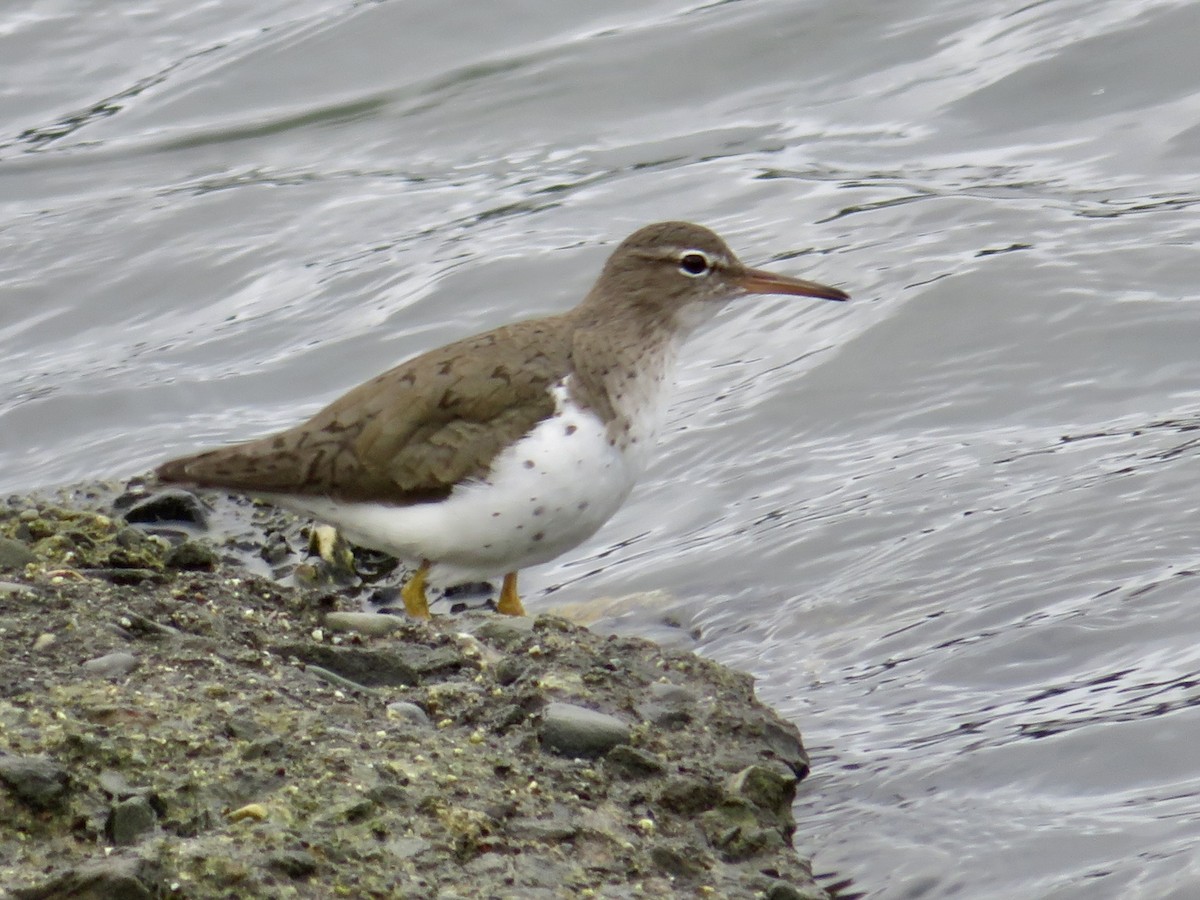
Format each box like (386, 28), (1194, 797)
(155, 221), (848, 618)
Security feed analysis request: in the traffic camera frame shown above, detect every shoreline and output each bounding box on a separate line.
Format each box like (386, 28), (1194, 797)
(1, 484), (828, 899)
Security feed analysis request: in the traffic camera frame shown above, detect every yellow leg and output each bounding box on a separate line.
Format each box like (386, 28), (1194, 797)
(496, 572), (526, 617)
(400, 561), (432, 619)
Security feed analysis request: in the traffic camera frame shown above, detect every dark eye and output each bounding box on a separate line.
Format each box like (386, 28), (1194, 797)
(678, 251), (711, 277)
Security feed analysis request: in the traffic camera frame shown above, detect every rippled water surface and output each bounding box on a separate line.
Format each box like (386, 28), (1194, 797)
(3, 1), (1199, 897)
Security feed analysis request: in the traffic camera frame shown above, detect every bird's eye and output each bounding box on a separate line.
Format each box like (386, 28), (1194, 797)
(678, 251), (711, 277)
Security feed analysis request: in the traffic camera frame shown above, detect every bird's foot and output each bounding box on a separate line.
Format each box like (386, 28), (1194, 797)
(495, 571), (526, 617)
(400, 562), (432, 619)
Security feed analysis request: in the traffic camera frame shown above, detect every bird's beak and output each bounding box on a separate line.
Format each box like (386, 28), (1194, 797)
(738, 267), (849, 302)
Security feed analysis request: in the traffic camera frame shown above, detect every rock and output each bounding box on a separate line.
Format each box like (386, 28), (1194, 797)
(82, 651), (140, 678)
(604, 744), (667, 779)
(649, 844), (709, 879)
(0, 755), (70, 809)
(384, 837), (433, 861)
(766, 882), (829, 900)
(655, 775), (721, 816)
(0, 536), (37, 570)
(323, 612), (406, 636)
(472, 616), (537, 648)
(164, 540), (218, 570)
(636, 681), (697, 729)
(726, 764), (797, 818)
(32, 632), (56, 651)
(700, 798), (787, 862)
(386, 701), (431, 727)
(273, 643), (420, 687)
(121, 489), (208, 527)
(540, 702), (630, 758)
(507, 816), (579, 842)
(0, 484), (825, 899)
(108, 795), (158, 846)
(266, 849), (319, 878)
(9, 855), (161, 900)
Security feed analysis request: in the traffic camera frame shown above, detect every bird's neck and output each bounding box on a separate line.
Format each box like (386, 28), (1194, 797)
(566, 308), (684, 459)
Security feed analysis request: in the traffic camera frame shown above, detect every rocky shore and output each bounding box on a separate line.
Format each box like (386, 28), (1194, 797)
(0, 484), (828, 899)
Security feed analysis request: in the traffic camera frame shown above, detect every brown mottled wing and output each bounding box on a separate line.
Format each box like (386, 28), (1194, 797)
(155, 317), (573, 505)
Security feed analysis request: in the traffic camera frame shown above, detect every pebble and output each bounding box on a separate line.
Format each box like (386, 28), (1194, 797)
(540, 702), (631, 759)
(0, 754), (71, 809)
(0, 536), (37, 570)
(121, 489), (208, 526)
(267, 849), (319, 878)
(82, 651), (140, 678)
(386, 701), (431, 727)
(324, 612), (406, 636)
(604, 744), (667, 779)
(472, 617), (537, 647)
(32, 632), (56, 651)
(108, 795), (157, 846)
(726, 765), (797, 816)
(164, 540), (218, 570)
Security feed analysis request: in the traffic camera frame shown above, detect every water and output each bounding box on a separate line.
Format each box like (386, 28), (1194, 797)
(2, 1), (1199, 897)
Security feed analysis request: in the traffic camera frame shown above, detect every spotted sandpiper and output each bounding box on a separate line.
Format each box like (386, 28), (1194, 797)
(156, 221), (847, 617)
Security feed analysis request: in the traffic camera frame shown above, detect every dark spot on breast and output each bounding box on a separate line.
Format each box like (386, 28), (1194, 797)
(533, 506), (545, 516)
(565, 424), (577, 436)
(523, 460), (535, 469)
(577, 501), (589, 511)
(492, 511), (501, 518)
(532, 531), (544, 542)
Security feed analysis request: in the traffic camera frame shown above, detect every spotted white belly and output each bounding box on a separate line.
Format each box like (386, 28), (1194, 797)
(269, 382), (660, 583)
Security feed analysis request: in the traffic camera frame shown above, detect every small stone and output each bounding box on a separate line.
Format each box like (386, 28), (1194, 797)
(655, 775), (720, 816)
(324, 612), (406, 636)
(540, 702), (630, 759)
(97, 770), (135, 799)
(164, 540), (218, 570)
(113, 526), (151, 549)
(648, 682), (696, 703)
(0, 580), (28, 595)
(0, 755), (70, 809)
(267, 849), (319, 878)
(766, 883), (827, 900)
(108, 795), (157, 846)
(636, 681), (697, 729)
(12, 856), (158, 900)
(32, 632), (56, 651)
(507, 817), (579, 842)
(82, 651), (140, 678)
(385, 836), (433, 860)
(604, 744), (666, 779)
(472, 616), (537, 648)
(725, 765), (797, 817)
(386, 701), (431, 727)
(650, 844), (708, 879)
(0, 537), (36, 570)
(272, 643), (422, 686)
(122, 489), (208, 526)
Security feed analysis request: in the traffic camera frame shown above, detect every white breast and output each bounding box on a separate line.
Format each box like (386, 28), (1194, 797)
(276, 380), (656, 584)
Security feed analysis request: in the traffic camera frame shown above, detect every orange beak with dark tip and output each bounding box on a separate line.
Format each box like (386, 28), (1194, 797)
(738, 266), (850, 302)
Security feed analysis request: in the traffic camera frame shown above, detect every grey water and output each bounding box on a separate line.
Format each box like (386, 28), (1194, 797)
(2, 1), (1198, 897)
